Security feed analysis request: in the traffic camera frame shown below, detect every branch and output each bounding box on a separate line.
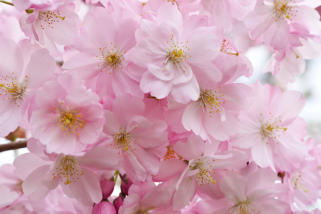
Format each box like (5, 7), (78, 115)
(0, 141), (27, 152)
(0, 1), (14, 6)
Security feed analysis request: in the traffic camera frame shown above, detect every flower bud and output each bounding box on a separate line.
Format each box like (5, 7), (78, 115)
(120, 174), (133, 195)
(92, 201), (116, 214)
(100, 177), (115, 199)
(113, 194), (124, 212)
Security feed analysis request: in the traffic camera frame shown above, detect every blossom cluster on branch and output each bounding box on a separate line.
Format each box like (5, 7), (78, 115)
(0, 0), (321, 213)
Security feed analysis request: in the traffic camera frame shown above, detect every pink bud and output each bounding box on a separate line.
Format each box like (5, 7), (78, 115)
(317, 6), (321, 19)
(120, 174), (133, 195)
(92, 202), (116, 214)
(100, 178), (115, 199)
(113, 195), (124, 212)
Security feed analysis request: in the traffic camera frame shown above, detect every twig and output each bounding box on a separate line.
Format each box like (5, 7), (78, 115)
(0, 0), (14, 6)
(0, 141), (27, 152)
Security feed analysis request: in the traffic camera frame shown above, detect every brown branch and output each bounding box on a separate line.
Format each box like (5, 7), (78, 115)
(0, 141), (27, 152)
(0, 1), (14, 6)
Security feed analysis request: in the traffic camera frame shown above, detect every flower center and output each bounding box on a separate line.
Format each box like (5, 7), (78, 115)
(166, 48), (185, 64)
(38, 11), (66, 30)
(98, 44), (124, 71)
(13, 180), (24, 194)
(164, 146), (183, 160)
(220, 39), (239, 56)
(189, 158), (216, 185)
(273, 0), (294, 20)
(198, 89), (224, 114)
(260, 121), (287, 141)
(113, 129), (131, 151)
(232, 199), (256, 214)
(167, 0), (177, 5)
(136, 209), (150, 214)
(53, 156), (83, 185)
(165, 36), (189, 65)
(291, 173), (308, 193)
(0, 74), (28, 105)
(57, 108), (85, 134)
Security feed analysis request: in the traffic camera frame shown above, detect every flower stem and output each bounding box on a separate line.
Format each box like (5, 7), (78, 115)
(0, 0), (14, 6)
(0, 141), (27, 152)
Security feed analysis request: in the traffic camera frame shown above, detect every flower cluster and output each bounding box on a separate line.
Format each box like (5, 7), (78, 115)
(0, 0), (321, 213)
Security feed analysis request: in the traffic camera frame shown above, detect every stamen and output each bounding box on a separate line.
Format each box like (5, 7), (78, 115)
(0, 73), (28, 105)
(220, 39), (239, 56)
(164, 146), (183, 160)
(13, 180), (24, 194)
(53, 156), (83, 185)
(136, 209), (150, 214)
(197, 168), (216, 184)
(291, 173), (308, 193)
(198, 89), (225, 114)
(98, 43), (124, 72)
(164, 35), (189, 65)
(189, 158), (216, 185)
(230, 199), (257, 214)
(56, 107), (85, 135)
(260, 116), (287, 142)
(167, 0), (178, 5)
(273, 0), (296, 21)
(113, 128), (131, 151)
(38, 11), (66, 30)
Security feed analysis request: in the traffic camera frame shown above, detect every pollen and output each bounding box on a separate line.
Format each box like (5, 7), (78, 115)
(0, 74), (28, 105)
(291, 173), (308, 193)
(113, 128), (131, 151)
(230, 199), (258, 214)
(167, 0), (178, 5)
(98, 43), (124, 71)
(53, 156), (83, 185)
(165, 35), (189, 65)
(220, 39), (239, 56)
(273, 0), (295, 21)
(198, 89), (224, 114)
(260, 117), (287, 142)
(57, 108), (85, 135)
(167, 48), (185, 64)
(189, 158), (216, 185)
(38, 11), (66, 30)
(135, 209), (150, 214)
(164, 146), (183, 160)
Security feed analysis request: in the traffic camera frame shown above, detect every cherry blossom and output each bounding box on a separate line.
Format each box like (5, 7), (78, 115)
(0, 0), (320, 212)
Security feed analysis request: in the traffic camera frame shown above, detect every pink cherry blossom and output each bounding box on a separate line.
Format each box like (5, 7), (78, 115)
(0, 0), (320, 212)
(0, 38), (56, 137)
(30, 73), (105, 154)
(19, 1), (80, 46)
(232, 83), (307, 171)
(200, 0), (256, 33)
(284, 159), (321, 211)
(156, 134), (248, 209)
(0, 164), (22, 210)
(216, 164), (291, 214)
(128, 2), (221, 103)
(182, 82), (250, 141)
(103, 94), (168, 182)
(63, 6), (142, 102)
(265, 48), (305, 85)
(245, 0), (321, 50)
(19, 140), (118, 205)
(119, 179), (177, 214)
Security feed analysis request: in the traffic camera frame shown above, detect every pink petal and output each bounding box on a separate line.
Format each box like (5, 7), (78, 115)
(251, 143), (274, 170)
(173, 177), (196, 210)
(77, 146), (119, 170)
